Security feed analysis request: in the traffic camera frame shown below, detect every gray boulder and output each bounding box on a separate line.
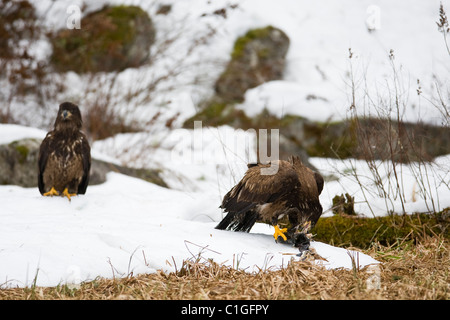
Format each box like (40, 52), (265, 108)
(50, 5), (155, 73)
(214, 26), (290, 103)
(0, 138), (167, 189)
(183, 26), (290, 128)
(0, 138), (41, 187)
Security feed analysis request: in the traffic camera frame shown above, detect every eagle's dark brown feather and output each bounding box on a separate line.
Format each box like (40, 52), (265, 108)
(38, 102), (91, 198)
(216, 156), (323, 250)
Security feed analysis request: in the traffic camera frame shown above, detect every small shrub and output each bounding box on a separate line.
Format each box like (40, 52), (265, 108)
(0, 0), (62, 124)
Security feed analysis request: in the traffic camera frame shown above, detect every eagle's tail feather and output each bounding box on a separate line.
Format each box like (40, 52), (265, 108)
(215, 212), (236, 230)
(215, 209), (259, 233)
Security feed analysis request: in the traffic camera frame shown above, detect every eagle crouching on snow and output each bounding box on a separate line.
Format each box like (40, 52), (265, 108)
(216, 156), (324, 253)
(38, 102), (91, 201)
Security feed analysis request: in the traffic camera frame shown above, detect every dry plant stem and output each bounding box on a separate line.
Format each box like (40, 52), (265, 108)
(1, 236), (448, 300)
(437, 3), (450, 55)
(339, 48), (448, 215)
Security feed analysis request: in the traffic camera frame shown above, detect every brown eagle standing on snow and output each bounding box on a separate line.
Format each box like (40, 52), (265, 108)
(38, 102), (91, 201)
(215, 156), (324, 253)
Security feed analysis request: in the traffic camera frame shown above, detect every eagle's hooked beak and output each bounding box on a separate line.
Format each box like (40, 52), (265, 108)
(62, 110), (71, 120)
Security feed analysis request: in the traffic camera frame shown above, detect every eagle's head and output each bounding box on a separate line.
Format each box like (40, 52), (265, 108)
(54, 102), (83, 131)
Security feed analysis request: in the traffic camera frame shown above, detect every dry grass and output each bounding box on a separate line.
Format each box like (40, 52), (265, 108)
(1, 235), (448, 300)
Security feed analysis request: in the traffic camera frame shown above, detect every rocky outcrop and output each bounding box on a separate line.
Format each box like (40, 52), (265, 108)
(299, 117), (450, 162)
(0, 138), (167, 188)
(184, 26), (290, 128)
(0, 138), (41, 187)
(50, 5), (155, 73)
(214, 25), (290, 104)
(185, 107), (450, 167)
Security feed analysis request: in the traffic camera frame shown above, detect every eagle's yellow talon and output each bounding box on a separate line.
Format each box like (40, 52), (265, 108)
(43, 187), (59, 197)
(62, 188), (77, 201)
(273, 225), (288, 241)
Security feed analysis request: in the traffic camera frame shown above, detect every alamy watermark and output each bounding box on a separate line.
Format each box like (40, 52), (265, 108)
(170, 121), (280, 175)
(366, 5), (381, 31)
(66, 4), (81, 29)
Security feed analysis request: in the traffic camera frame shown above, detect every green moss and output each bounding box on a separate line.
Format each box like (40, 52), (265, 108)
(183, 101), (227, 128)
(10, 141), (29, 164)
(231, 26), (276, 59)
(50, 5), (153, 73)
(201, 101), (228, 119)
(183, 100), (251, 128)
(101, 5), (145, 43)
(332, 193), (356, 215)
(313, 211), (449, 249)
(303, 120), (357, 158)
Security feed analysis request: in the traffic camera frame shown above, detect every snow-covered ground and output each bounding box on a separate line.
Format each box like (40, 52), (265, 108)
(1, 0), (449, 288)
(2, 123), (449, 289)
(0, 124), (381, 289)
(0, 170), (380, 289)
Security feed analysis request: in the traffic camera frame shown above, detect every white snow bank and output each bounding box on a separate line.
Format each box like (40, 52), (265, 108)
(0, 172), (379, 289)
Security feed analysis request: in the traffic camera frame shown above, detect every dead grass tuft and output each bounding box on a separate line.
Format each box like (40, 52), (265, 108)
(1, 235), (448, 300)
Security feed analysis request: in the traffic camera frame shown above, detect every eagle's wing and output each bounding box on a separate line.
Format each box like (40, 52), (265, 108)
(222, 163), (300, 207)
(37, 133), (52, 195)
(216, 162), (301, 232)
(77, 135), (91, 194)
(290, 158), (324, 227)
(314, 171), (324, 195)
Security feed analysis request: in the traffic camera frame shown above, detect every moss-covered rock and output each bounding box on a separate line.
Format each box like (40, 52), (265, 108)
(302, 117), (450, 160)
(185, 102), (450, 163)
(50, 5), (155, 73)
(0, 138), (167, 188)
(352, 118), (450, 162)
(183, 99), (252, 129)
(89, 158), (168, 188)
(0, 138), (41, 187)
(313, 211), (449, 249)
(184, 23), (449, 163)
(214, 26), (290, 104)
(301, 119), (357, 158)
(185, 26), (290, 130)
